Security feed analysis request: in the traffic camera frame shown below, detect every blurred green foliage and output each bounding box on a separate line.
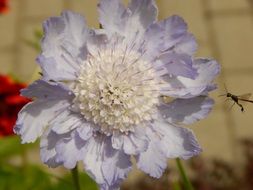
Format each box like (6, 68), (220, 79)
(24, 29), (43, 52)
(0, 136), (33, 158)
(0, 136), (98, 190)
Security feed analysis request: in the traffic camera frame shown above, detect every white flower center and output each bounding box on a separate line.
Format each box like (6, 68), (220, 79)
(73, 48), (160, 134)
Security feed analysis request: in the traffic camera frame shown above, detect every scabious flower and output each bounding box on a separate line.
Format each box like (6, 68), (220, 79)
(0, 75), (29, 137)
(0, 0), (9, 14)
(14, 0), (220, 189)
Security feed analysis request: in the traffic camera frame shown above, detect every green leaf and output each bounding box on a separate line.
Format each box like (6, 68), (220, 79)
(79, 172), (98, 190)
(0, 136), (22, 157)
(0, 136), (36, 159)
(54, 171), (98, 190)
(0, 164), (55, 190)
(24, 28), (43, 52)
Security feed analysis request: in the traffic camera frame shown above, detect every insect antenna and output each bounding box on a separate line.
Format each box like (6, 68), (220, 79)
(218, 83), (229, 97)
(224, 83), (228, 93)
(218, 93), (227, 97)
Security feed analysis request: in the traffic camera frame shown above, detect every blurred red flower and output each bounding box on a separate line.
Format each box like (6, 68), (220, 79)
(0, 0), (9, 14)
(0, 75), (30, 137)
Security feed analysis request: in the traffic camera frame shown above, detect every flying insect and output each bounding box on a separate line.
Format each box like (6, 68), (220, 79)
(220, 92), (253, 112)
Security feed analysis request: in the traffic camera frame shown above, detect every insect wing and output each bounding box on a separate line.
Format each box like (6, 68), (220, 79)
(237, 93), (251, 100)
(237, 93), (253, 104)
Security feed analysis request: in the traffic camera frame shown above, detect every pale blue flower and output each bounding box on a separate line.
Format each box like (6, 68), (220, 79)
(15, 0), (220, 189)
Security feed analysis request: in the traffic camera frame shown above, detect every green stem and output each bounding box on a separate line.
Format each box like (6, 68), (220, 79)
(20, 144), (28, 174)
(176, 158), (194, 190)
(172, 181), (182, 190)
(71, 166), (81, 190)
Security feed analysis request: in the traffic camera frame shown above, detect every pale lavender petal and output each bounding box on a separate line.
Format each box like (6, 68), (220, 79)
(14, 100), (70, 143)
(136, 128), (167, 178)
(159, 96), (214, 125)
(82, 136), (131, 189)
(100, 183), (121, 190)
(173, 33), (197, 55)
(41, 16), (65, 56)
(61, 11), (90, 59)
(55, 130), (87, 169)
(128, 0), (157, 29)
(141, 15), (196, 62)
(123, 0), (158, 45)
(40, 11), (90, 81)
(141, 23), (163, 61)
(158, 15), (188, 51)
(15, 80), (74, 142)
(42, 11), (89, 59)
(76, 125), (93, 141)
(21, 79), (73, 100)
(40, 16), (79, 81)
(37, 55), (79, 81)
(98, 0), (127, 34)
(101, 139), (132, 186)
(160, 58), (220, 98)
(40, 128), (70, 167)
(151, 121), (202, 159)
(156, 53), (197, 79)
(82, 137), (105, 184)
(111, 126), (149, 155)
(50, 110), (83, 134)
(142, 15), (196, 62)
(86, 32), (109, 57)
(98, 0), (157, 38)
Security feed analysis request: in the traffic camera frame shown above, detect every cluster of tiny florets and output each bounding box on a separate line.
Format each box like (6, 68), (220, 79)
(73, 48), (160, 134)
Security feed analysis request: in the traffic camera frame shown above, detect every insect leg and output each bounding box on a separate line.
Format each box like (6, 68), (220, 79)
(228, 101), (236, 111)
(224, 98), (230, 103)
(236, 102), (244, 112)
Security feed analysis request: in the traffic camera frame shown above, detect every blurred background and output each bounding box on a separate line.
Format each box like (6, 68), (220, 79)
(1, 0), (253, 189)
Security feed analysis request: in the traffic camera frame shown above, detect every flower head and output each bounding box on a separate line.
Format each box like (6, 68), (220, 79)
(0, 0), (9, 14)
(0, 75), (29, 137)
(15, 0), (220, 189)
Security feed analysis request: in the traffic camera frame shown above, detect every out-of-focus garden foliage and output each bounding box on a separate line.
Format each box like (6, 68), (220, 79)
(121, 138), (253, 190)
(0, 135), (98, 190)
(2, 133), (253, 190)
